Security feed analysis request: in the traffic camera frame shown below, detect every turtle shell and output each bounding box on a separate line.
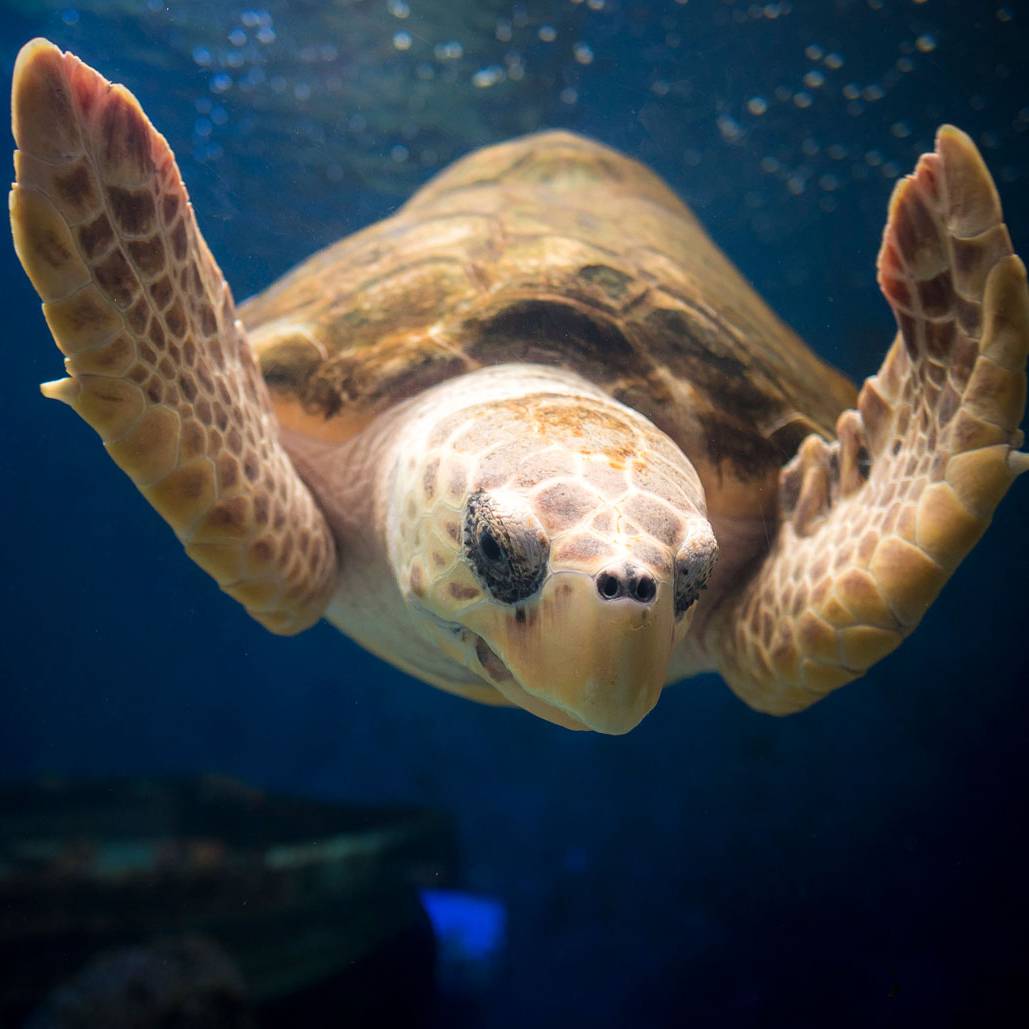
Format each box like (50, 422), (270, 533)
(240, 130), (856, 515)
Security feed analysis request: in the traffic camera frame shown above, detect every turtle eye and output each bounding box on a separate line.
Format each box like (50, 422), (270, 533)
(674, 533), (719, 618)
(674, 567), (705, 617)
(464, 491), (549, 604)
(478, 528), (503, 563)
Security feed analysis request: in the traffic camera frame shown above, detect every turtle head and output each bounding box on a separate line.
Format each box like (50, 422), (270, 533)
(388, 376), (718, 734)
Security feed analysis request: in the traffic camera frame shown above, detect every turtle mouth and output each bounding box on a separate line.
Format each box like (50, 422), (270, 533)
(413, 602), (516, 689)
(411, 600), (595, 731)
(473, 635), (515, 685)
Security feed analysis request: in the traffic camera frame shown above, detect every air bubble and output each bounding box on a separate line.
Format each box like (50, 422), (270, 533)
(573, 42), (594, 65)
(472, 65), (504, 88)
(862, 83), (884, 101)
(561, 87), (579, 105)
(388, 0), (410, 18)
(194, 141), (223, 163)
(393, 31), (412, 51)
(193, 46), (212, 67)
(793, 91), (813, 108)
(824, 52), (843, 69)
(435, 41), (464, 60)
(842, 83), (860, 100)
(61, 9), (79, 26)
(391, 144), (409, 163)
(747, 97), (768, 116)
(803, 69), (825, 88)
(256, 26), (275, 44)
(890, 121), (911, 139)
(805, 44), (824, 61)
(228, 28), (246, 46)
(538, 25), (557, 42)
(496, 20), (512, 43)
(717, 114), (743, 143)
(916, 34), (937, 53)
(210, 72), (232, 93)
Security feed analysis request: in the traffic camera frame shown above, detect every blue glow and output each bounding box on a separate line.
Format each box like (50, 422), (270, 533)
(419, 889), (507, 963)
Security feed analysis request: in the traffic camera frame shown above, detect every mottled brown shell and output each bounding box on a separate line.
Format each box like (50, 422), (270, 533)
(240, 130), (856, 519)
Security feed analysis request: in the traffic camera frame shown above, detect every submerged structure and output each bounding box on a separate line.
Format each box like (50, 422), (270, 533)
(0, 777), (457, 1026)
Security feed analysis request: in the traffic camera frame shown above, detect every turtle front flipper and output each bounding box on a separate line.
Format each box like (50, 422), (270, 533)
(9, 39), (337, 633)
(716, 126), (1028, 714)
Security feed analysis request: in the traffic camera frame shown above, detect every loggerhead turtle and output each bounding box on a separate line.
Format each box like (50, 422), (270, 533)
(10, 40), (1028, 734)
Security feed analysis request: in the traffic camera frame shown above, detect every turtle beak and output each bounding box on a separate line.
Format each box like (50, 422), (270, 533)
(465, 570), (677, 734)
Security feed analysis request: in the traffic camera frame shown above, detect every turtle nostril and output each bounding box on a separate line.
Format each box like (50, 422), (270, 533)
(597, 572), (621, 599)
(633, 575), (657, 603)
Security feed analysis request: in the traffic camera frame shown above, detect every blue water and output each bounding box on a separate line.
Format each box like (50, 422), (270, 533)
(2, 2), (1028, 1025)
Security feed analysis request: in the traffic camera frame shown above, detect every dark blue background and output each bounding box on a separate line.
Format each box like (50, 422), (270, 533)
(2, 2), (1027, 1026)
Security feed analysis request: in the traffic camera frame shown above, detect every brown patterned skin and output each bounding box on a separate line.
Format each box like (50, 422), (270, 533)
(11, 40), (1027, 728)
(10, 40), (337, 633)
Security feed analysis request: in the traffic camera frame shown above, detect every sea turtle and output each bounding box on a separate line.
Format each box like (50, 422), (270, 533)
(11, 39), (1028, 734)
